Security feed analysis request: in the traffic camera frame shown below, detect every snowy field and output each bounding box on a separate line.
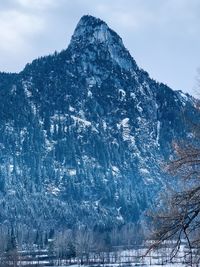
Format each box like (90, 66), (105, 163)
(52, 264), (185, 267)
(14, 242), (194, 266)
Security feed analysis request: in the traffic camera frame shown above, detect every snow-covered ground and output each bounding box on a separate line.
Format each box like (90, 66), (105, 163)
(16, 243), (193, 266)
(52, 264), (185, 267)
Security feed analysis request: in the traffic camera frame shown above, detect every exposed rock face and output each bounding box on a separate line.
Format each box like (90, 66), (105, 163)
(0, 15), (199, 231)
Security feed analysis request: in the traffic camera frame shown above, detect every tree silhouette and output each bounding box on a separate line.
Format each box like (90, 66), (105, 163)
(5, 228), (18, 267)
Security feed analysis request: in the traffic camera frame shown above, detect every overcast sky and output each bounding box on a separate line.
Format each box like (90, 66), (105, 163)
(0, 0), (199, 97)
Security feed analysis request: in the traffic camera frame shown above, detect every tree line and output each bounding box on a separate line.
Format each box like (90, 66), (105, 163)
(0, 223), (144, 266)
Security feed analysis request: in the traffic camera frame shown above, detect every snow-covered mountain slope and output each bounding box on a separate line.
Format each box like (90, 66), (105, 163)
(0, 15), (199, 231)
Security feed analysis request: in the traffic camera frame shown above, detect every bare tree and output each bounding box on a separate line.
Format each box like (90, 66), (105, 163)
(148, 143), (200, 265)
(75, 227), (94, 264)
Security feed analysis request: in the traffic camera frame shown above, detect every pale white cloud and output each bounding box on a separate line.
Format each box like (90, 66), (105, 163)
(0, 10), (44, 52)
(16, 0), (56, 10)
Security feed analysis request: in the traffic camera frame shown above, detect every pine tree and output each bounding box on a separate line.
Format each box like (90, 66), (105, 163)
(67, 241), (76, 260)
(5, 228), (18, 267)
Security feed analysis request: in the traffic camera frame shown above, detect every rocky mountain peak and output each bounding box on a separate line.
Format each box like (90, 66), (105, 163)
(72, 15), (122, 45)
(69, 15), (137, 72)
(75, 15), (106, 30)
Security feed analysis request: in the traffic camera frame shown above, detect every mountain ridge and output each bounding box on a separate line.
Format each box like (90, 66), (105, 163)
(0, 15), (199, 237)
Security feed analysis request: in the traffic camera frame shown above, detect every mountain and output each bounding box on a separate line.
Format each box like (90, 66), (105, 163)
(0, 15), (199, 234)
